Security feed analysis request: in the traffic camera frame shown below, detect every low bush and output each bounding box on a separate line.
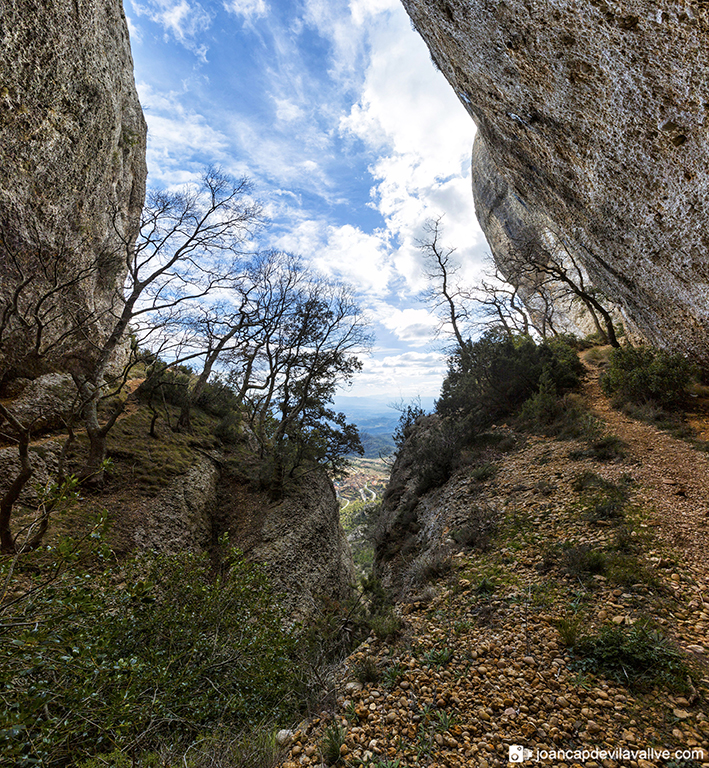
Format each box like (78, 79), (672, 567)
(555, 615), (583, 648)
(450, 504), (498, 552)
(320, 723), (346, 766)
(574, 622), (689, 691)
(569, 434), (626, 462)
(353, 656), (380, 685)
(601, 345), (696, 410)
(518, 376), (598, 440)
(563, 543), (607, 579)
(1, 546), (302, 767)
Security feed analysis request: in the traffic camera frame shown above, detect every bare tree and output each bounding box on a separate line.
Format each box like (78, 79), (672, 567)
(68, 167), (262, 480)
(504, 227), (620, 346)
(418, 216), (470, 352)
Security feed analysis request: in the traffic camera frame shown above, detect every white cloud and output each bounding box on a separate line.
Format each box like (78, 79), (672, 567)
(338, 7), (487, 292)
(378, 306), (438, 346)
(224, 0), (268, 21)
(273, 98), (304, 123)
(137, 83), (231, 184)
(347, 349), (446, 398)
(131, 0), (212, 59)
(272, 220), (392, 297)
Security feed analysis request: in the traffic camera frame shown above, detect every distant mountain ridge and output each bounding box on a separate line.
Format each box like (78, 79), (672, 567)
(333, 395), (436, 458)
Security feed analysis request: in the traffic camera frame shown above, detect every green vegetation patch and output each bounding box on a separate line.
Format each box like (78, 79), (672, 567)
(1, 546), (303, 767)
(572, 622), (690, 692)
(601, 345), (697, 410)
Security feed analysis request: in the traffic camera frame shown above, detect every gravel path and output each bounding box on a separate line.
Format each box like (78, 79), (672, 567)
(279, 363), (709, 768)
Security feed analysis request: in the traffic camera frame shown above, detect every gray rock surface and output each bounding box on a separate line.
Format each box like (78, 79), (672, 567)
(401, 0), (709, 360)
(129, 460), (356, 619)
(0, 374), (78, 432)
(0, 0), (146, 378)
(220, 471), (357, 618)
(131, 454), (220, 555)
(471, 136), (630, 339)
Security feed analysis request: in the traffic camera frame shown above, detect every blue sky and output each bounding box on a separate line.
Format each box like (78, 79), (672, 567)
(124, 0), (488, 398)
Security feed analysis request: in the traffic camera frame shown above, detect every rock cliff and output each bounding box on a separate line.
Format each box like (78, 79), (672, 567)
(217, 470), (357, 619)
(0, 0), (146, 379)
(401, 0), (709, 359)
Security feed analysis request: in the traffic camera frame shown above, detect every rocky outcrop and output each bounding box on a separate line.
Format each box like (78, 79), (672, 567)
(131, 454), (220, 555)
(401, 0), (709, 361)
(374, 415), (500, 598)
(125, 459), (356, 619)
(0, 0), (146, 379)
(218, 470), (357, 618)
(471, 137), (630, 339)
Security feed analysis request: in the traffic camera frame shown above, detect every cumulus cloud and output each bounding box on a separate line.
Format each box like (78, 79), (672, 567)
(272, 220), (392, 297)
(378, 306), (439, 346)
(131, 0), (212, 59)
(348, 350), (447, 398)
(338, 7), (487, 293)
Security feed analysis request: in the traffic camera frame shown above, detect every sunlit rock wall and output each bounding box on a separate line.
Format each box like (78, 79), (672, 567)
(401, 0), (709, 360)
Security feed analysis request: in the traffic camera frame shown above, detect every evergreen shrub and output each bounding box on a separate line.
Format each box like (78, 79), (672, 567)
(1, 547), (301, 767)
(600, 345), (696, 409)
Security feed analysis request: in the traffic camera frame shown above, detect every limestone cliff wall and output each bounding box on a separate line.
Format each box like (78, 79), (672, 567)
(401, 0), (709, 360)
(0, 0), (146, 378)
(218, 470), (357, 619)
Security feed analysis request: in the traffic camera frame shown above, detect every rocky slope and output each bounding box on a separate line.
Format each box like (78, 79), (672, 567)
(278, 357), (709, 768)
(0, 0), (146, 379)
(401, 0), (709, 361)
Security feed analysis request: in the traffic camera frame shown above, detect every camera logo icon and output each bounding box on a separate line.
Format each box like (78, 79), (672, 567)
(508, 744), (532, 763)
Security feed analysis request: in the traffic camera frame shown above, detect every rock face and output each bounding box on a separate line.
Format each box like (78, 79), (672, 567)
(220, 471), (357, 619)
(0, 0), (146, 379)
(131, 455), (221, 555)
(471, 137), (630, 339)
(401, 0), (709, 360)
(126, 459), (356, 619)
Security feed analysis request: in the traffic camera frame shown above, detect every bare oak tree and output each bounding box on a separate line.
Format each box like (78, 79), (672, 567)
(69, 167), (262, 480)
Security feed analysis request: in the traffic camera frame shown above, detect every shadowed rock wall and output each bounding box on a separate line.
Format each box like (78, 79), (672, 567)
(0, 0), (147, 378)
(401, 0), (709, 360)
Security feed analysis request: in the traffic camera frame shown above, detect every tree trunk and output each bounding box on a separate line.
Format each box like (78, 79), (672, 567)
(0, 427), (32, 554)
(81, 397), (108, 484)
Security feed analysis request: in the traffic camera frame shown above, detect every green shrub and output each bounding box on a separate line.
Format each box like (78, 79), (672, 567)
(369, 610), (402, 641)
(555, 615), (583, 648)
(518, 374), (598, 440)
(470, 462), (498, 482)
(601, 345), (696, 410)
(437, 331), (583, 426)
(570, 434), (626, 462)
(1, 548), (301, 767)
(353, 656), (380, 685)
(563, 543), (607, 578)
(195, 376), (240, 418)
(215, 412), (243, 444)
(381, 663), (405, 689)
(574, 622), (689, 691)
(423, 647), (454, 667)
(450, 504), (498, 552)
(320, 722), (346, 766)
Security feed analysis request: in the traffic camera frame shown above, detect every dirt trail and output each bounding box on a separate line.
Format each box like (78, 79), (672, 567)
(583, 364), (709, 577)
